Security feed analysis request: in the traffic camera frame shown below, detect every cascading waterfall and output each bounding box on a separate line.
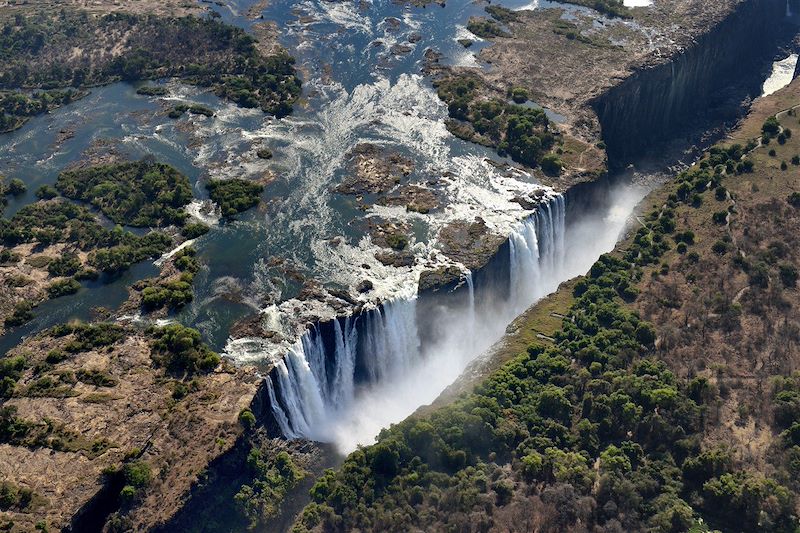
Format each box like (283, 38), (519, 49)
(508, 195), (566, 315)
(268, 195), (568, 447)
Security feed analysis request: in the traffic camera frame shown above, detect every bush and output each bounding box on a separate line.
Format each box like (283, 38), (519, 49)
(780, 264), (798, 288)
(6, 178), (26, 196)
(509, 87), (529, 104)
(385, 233), (408, 251)
(181, 222), (210, 239)
(239, 409), (257, 428)
(35, 185), (58, 199)
(206, 179), (263, 219)
(4, 302), (34, 327)
(47, 253), (81, 277)
(46, 278), (81, 298)
(540, 154), (563, 176)
(50, 322), (125, 352)
(149, 324), (220, 373)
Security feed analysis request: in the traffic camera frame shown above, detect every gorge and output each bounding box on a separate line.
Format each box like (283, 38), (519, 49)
(0, 0), (798, 531)
(247, 0), (797, 455)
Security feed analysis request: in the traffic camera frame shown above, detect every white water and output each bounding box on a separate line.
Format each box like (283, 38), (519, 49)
(762, 54), (799, 97)
(268, 185), (646, 452)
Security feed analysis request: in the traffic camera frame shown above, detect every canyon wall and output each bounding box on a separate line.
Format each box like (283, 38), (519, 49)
(594, 0), (788, 165)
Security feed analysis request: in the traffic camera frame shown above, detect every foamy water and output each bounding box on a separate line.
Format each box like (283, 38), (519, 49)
(762, 54), (799, 97)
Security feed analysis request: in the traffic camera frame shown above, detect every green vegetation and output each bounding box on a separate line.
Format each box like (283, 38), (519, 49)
(562, 0), (630, 17)
(0, 480), (34, 511)
(181, 222), (211, 240)
(119, 461), (152, 501)
(385, 233), (409, 251)
(0, 13), (301, 117)
(49, 322), (126, 353)
(35, 185), (57, 199)
(238, 409), (257, 429)
(0, 405), (111, 456)
(256, 148), (273, 160)
(235, 448), (306, 530)
(4, 302), (34, 328)
(0, 175), (27, 213)
(47, 252), (82, 277)
(466, 18), (510, 39)
(45, 278), (81, 299)
(140, 247), (199, 312)
(0, 354), (26, 398)
(135, 85), (169, 96)
(168, 103), (215, 119)
(292, 138), (797, 532)
(206, 179), (264, 218)
(148, 324), (220, 374)
(508, 86), (529, 104)
(56, 159), (193, 227)
(485, 5), (520, 24)
(434, 74), (559, 170)
(0, 89), (85, 133)
(4, 177), (26, 197)
(0, 200), (172, 274)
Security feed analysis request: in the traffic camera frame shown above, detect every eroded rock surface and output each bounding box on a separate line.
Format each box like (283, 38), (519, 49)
(335, 144), (415, 196)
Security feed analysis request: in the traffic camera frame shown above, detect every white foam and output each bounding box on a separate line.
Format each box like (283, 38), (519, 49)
(762, 54), (799, 97)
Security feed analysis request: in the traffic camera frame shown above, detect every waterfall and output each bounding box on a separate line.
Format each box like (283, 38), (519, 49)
(331, 317), (357, 409)
(266, 195), (567, 445)
(508, 195), (567, 313)
(465, 271), (476, 330)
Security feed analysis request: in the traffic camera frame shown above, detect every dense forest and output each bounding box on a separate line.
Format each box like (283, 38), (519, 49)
(434, 74), (562, 173)
(0, 89), (84, 133)
(56, 160), (193, 227)
(206, 179), (265, 219)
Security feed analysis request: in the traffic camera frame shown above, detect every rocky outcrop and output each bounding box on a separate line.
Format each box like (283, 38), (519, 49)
(335, 144), (414, 196)
(593, 0), (789, 165)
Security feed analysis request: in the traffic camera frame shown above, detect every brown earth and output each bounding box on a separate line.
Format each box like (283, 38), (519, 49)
(0, 243), (91, 337)
(0, 328), (259, 532)
(335, 143), (415, 196)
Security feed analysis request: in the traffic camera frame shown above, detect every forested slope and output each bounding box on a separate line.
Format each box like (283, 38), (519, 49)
(289, 79), (800, 533)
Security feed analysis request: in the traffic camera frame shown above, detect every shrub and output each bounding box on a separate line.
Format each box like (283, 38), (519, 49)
(47, 253), (81, 277)
(540, 154), (563, 176)
(148, 324), (220, 373)
(4, 302), (34, 327)
(205, 179), (263, 218)
(7, 178), (26, 196)
(509, 87), (529, 104)
(385, 233), (408, 251)
(35, 185), (58, 199)
(780, 264), (798, 288)
(181, 222), (210, 239)
(45, 278), (81, 298)
(239, 409), (257, 428)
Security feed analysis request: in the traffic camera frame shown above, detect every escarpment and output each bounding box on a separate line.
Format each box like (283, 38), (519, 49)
(594, 0), (789, 165)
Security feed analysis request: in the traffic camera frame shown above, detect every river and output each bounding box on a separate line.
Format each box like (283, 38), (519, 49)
(0, 0), (791, 452)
